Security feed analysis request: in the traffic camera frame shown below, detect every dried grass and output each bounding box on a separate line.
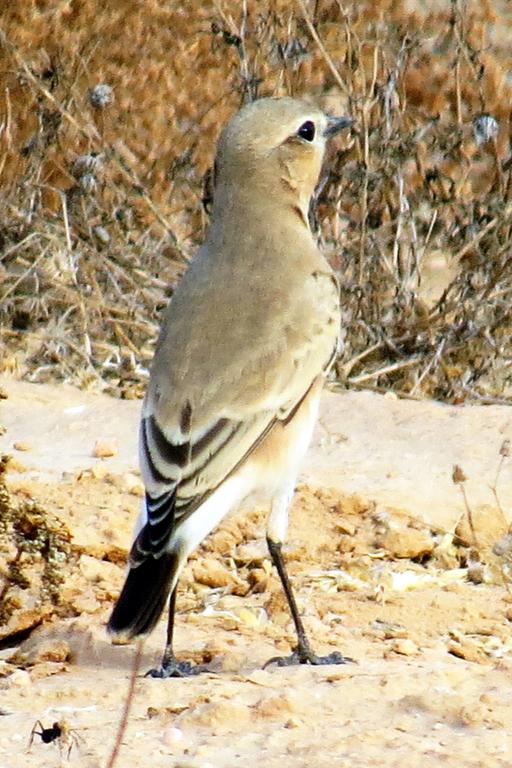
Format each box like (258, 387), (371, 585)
(1, 0), (512, 401)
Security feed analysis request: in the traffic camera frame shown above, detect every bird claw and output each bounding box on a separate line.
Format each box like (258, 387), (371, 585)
(145, 660), (209, 678)
(264, 645), (354, 669)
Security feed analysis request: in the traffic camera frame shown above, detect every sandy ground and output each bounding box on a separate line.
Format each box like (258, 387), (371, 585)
(1, 378), (512, 768)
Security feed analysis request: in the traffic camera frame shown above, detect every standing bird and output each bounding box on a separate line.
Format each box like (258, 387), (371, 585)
(108, 97), (352, 677)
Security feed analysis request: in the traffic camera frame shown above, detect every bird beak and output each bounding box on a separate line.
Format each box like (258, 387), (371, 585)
(323, 115), (353, 137)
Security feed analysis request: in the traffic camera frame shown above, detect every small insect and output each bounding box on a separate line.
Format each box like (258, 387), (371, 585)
(28, 719), (82, 758)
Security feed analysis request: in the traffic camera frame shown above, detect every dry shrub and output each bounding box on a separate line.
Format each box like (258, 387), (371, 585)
(0, 455), (75, 636)
(0, 0), (511, 401)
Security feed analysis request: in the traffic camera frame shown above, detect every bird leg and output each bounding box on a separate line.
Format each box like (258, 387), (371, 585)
(145, 586), (209, 678)
(264, 537), (352, 667)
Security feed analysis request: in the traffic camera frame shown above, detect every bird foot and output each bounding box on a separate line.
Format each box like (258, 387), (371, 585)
(145, 658), (209, 678)
(264, 643), (353, 669)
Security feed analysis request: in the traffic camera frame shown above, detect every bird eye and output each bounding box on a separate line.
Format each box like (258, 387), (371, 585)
(297, 120), (315, 142)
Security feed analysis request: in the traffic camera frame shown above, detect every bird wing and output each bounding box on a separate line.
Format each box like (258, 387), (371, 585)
(131, 265), (339, 566)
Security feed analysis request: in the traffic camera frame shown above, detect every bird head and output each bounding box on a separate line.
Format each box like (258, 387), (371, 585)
(214, 97), (352, 215)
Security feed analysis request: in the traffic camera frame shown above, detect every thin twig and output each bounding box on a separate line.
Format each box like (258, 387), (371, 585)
(489, 440), (510, 529)
(296, 0), (349, 95)
(60, 193), (73, 253)
(348, 356), (421, 385)
(410, 338), (446, 396)
(338, 340), (384, 378)
(0, 244), (52, 302)
(106, 641), (143, 768)
(453, 465), (478, 547)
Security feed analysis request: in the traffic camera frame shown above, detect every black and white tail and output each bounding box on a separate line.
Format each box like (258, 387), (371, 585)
(107, 549), (179, 639)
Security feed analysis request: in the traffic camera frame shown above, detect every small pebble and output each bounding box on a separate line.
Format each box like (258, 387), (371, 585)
(391, 638), (418, 656)
(6, 669), (31, 689)
(108, 472), (144, 495)
(93, 439), (118, 458)
(91, 463), (108, 480)
(13, 441), (32, 452)
(162, 727), (184, 747)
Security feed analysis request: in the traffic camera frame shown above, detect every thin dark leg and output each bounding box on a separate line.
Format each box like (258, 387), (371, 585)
(267, 538), (311, 649)
(265, 537), (352, 667)
(145, 584), (208, 678)
(160, 587), (178, 669)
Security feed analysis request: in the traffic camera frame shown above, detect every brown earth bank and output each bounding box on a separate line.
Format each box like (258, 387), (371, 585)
(1, 379), (512, 767)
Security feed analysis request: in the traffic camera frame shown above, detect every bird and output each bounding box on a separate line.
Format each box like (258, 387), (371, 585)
(108, 96), (352, 677)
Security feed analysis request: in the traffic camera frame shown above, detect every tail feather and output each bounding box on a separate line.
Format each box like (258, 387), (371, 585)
(107, 551), (178, 639)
